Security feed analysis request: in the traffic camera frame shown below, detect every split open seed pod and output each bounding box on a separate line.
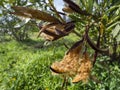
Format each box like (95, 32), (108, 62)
(38, 22), (75, 41)
(50, 39), (84, 77)
(72, 52), (92, 83)
(50, 38), (92, 83)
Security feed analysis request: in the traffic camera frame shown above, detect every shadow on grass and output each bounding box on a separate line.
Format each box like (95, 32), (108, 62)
(0, 38), (12, 43)
(18, 38), (76, 51)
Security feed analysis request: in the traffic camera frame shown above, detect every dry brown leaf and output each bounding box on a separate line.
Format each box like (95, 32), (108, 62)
(11, 6), (60, 23)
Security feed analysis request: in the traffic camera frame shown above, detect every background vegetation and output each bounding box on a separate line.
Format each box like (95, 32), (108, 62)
(0, 0), (120, 90)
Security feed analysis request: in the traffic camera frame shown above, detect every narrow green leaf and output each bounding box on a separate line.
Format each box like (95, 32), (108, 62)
(116, 34), (120, 42)
(93, 0), (99, 9)
(107, 21), (120, 31)
(115, 7), (120, 15)
(8, 0), (15, 4)
(107, 21), (120, 30)
(107, 15), (120, 27)
(106, 5), (120, 13)
(112, 24), (120, 38)
(80, 0), (86, 7)
(88, 0), (93, 13)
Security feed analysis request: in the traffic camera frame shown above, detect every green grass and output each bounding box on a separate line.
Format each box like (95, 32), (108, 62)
(0, 34), (120, 90)
(0, 39), (64, 89)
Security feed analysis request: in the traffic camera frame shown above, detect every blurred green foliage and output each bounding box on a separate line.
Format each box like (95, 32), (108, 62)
(0, 0), (120, 89)
(0, 36), (120, 90)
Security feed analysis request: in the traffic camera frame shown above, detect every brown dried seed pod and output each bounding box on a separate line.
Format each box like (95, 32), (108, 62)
(63, 0), (91, 16)
(50, 39), (83, 76)
(50, 38), (93, 83)
(62, 6), (74, 13)
(86, 29), (109, 54)
(72, 53), (92, 83)
(72, 73), (89, 83)
(39, 23), (65, 41)
(63, 0), (81, 13)
(39, 22), (75, 41)
(11, 6), (60, 23)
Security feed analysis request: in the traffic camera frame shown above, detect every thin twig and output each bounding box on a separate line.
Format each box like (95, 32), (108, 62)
(72, 30), (81, 37)
(93, 28), (101, 66)
(48, 0), (66, 23)
(63, 42), (69, 49)
(50, 8), (66, 15)
(62, 76), (68, 90)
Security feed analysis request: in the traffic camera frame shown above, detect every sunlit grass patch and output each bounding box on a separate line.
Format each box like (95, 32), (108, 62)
(0, 35), (120, 90)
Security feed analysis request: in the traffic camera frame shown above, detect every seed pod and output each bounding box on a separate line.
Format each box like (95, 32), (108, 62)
(62, 6), (74, 13)
(39, 22), (75, 41)
(63, 0), (91, 16)
(86, 31), (109, 54)
(50, 39), (83, 76)
(11, 6), (60, 23)
(72, 53), (92, 83)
